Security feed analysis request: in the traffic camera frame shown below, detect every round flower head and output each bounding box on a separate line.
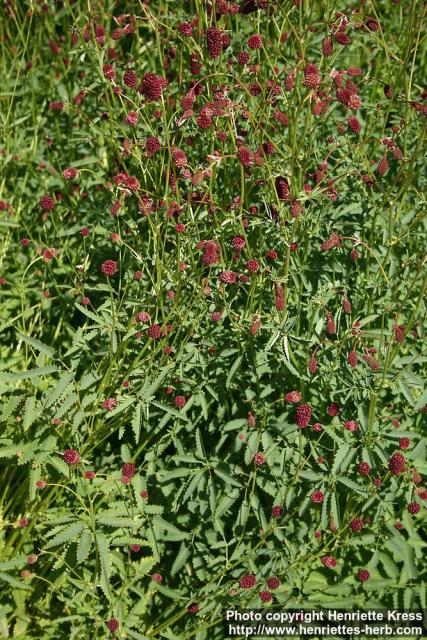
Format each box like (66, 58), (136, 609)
(139, 72), (167, 101)
(147, 324), (164, 339)
(219, 271), (238, 284)
(285, 391), (301, 403)
(122, 462), (136, 478)
(63, 449), (80, 465)
(322, 36), (333, 56)
(349, 518), (364, 532)
(151, 572), (163, 583)
(308, 357), (318, 374)
(407, 502), (420, 514)
(63, 167), (77, 180)
(310, 490), (324, 504)
(146, 136), (160, 156)
(344, 420), (359, 432)
(101, 260), (118, 276)
(179, 22), (192, 37)
(206, 27), (222, 58)
(106, 618), (119, 633)
(389, 452), (405, 475)
(123, 69), (137, 88)
(267, 576), (280, 590)
(174, 395), (186, 409)
(348, 350), (358, 367)
(399, 437), (410, 450)
(348, 116), (361, 133)
(321, 555), (337, 568)
(295, 403), (312, 428)
(240, 574), (256, 589)
(358, 462), (371, 476)
(40, 195), (55, 211)
(357, 569), (370, 582)
(102, 398), (117, 411)
(247, 34), (263, 49)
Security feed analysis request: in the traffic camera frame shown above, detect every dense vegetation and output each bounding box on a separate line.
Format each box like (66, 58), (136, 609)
(0, 0), (426, 637)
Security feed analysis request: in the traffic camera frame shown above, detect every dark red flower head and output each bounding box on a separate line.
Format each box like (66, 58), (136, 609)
(206, 27), (222, 58)
(357, 569), (370, 582)
(310, 490), (324, 504)
(240, 574), (256, 589)
(123, 69), (137, 88)
(106, 618), (119, 633)
(349, 517), (364, 532)
(40, 195), (55, 211)
(147, 324), (164, 339)
(321, 555), (337, 568)
(295, 403), (312, 428)
(122, 462), (136, 478)
(139, 73), (167, 101)
(407, 502), (420, 514)
(358, 462), (371, 476)
(267, 576), (280, 590)
(101, 260), (118, 276)
(247, 34), (263, 49)
(389, 452), (405, 476)
(63, 449), (80, 465)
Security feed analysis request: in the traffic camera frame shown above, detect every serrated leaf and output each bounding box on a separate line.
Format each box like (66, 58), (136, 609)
(336, 476), (369, 495)
(28, 467), (41, 501)
(152, 517), (190, 540)
(0, 572), (31, 590)
(132, 404), (142, 442)
(0, 366), (57, 382)
(127, 630), (150, 640)
(320, 493), (329, 529)
(265, 331), (281, 352)
(96, 515), (136, 528)
(224, 418), (247, 431)
(143, 504), (164, 515)
(151, 400), (189, 421)
(397, 381), (415, 407)
(226, 355), (243, 389)
(23, 396), (38, 432)
(331, 444), (353, 474)
(96, 532), (111, 600)
(112, 537), (151, 547)
(139, 365), (174, 400)
(171, 543), (190, 576)
(1, 395), (22, 421)
(215, 493), (239, 518)
(330, 493), (340, 528)
(195, 429), (205, 459)
(281, 345), (301, 378)
(45, 521), (83, 549)
(214, 464), (242, 488)
(0, 558), (26, 571)
(244, 431), (258, 466)
(76, 529), (93, 564)
(18, 334), (54, 358)
(75, 304), (101, 323)
(44, 373), (74, 408)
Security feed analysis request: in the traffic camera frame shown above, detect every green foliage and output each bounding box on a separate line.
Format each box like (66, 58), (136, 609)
(0, 0), (426, 638)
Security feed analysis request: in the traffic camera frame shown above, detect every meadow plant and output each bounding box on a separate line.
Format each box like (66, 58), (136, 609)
(0, 0), (426, 637)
